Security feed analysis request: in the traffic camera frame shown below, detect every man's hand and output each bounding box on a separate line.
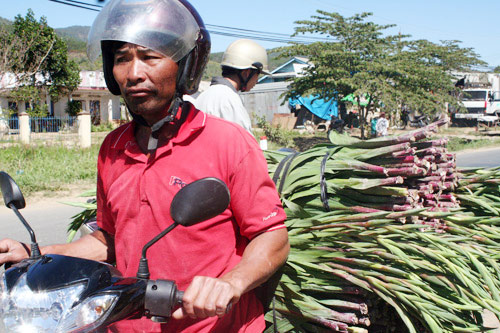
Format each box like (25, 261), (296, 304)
(171, 228), (289, 321)
(172, 276), (237, 320)
(0, 230), (114, 268)
(0, 239), (30, 266)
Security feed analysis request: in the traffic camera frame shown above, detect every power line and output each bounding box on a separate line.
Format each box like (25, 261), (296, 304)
(206, 30), (306, 44)
(47, 0), (334, 45)
(48, 0), (100, 12)
(207, 28), (329, 45)
(59, 0), (102, 8)
(206, 24), (333, 43)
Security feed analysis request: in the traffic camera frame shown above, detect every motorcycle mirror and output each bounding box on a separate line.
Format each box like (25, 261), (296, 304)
(0, 172), (41, 258)
(137, 177), (230, 279)
(170, 177), (230, 226)
(0, 171), (26, 210)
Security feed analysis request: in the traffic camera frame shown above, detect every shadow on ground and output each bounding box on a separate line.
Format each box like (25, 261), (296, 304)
(293, 136), (330, 152)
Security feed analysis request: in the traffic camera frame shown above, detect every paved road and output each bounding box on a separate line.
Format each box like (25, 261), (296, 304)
(0, 199), (83, 246)
(456, 147), (500, 168)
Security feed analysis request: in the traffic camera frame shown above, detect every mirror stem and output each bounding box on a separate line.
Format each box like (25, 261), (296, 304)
(9, 203), (41, 259)
(137, 222), (179, 279)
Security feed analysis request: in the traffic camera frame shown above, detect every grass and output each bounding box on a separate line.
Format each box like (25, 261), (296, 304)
(446, 136), (500, 152)
(0, 143), (101, 197)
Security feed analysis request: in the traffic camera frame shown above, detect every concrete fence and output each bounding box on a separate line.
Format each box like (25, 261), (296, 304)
(11, 113), (91, 148)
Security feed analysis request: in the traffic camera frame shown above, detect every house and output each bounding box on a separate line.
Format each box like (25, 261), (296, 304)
(239, 57), (311, 123)
(258, 56), (310, 84)
(242, 56), (338, 127)
(70, 71), (122, 124)
(0, 71), (121, 125)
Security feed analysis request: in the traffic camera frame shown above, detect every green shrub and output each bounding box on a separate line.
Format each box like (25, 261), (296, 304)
(446, 136), (500, 152)
(92, 122), (115, 132)
(65, 100), (82, 117)
(255, 115), (294, 147)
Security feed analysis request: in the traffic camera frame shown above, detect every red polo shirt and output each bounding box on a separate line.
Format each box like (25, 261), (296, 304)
(96, 104), (286, 332)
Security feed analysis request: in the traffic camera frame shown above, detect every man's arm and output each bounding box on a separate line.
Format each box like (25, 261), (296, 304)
(0, 229), (114, 265)
(173, 227), (289, 319)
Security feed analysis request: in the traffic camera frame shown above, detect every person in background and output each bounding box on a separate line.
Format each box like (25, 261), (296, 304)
(376, 112), (389, 137)
(0, 1), (289, 332)
(370, 115), (378, 138)
(194, 39), (270, 134)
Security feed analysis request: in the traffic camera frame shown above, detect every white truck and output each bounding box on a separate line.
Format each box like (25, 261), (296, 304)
(452, 73), (500, 124)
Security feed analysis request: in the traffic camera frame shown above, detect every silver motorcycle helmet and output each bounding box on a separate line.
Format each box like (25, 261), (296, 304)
(87, 0), (211, 96)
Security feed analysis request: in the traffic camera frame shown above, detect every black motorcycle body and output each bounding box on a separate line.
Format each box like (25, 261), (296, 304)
(328, 118), (346, 135)
(0, 171), (230, 333)
(1, 254), (147, 332)
(398, 110), (429, 129)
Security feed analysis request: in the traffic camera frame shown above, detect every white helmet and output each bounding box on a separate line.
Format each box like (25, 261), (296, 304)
(221, 39), (270, 75)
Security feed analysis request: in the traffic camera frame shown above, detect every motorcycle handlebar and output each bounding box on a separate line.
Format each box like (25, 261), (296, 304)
(176, 290), (184, 304)
(175, 290), (232, 313)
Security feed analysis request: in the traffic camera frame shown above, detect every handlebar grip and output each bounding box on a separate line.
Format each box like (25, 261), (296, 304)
(176, 290), (184, 304)
(175, 290), (232, 313)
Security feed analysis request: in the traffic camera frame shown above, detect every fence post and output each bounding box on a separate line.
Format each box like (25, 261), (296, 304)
(78, 112), (91, 148)
(19, 112), (30, 145)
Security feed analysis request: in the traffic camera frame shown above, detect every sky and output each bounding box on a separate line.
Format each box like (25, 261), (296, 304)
(2, 0), (500, 68)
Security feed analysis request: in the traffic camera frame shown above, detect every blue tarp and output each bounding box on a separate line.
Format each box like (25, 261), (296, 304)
(289, 95), (338, 120)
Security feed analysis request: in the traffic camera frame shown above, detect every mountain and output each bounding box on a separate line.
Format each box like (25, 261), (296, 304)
(0, 17), (286, 73)
(55, 25), (90, 42)
(0, 17), (12, 26)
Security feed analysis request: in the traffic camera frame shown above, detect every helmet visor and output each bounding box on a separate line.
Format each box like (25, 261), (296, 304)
(88, 0), (200, 62)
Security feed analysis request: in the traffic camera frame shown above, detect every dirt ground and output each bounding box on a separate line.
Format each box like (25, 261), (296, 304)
(293, 135), (330, 151)
(25, 180), (96, 205)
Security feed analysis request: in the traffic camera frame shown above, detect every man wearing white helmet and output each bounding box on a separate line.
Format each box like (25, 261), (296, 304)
(194, 39), (271, 133)
(0, 1), (289, 332)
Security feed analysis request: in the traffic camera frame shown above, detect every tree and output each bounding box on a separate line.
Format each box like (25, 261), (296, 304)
(0, 9), (80, 116)
(281, 11), (485, 138)
(64, 99), (82, 117)
(494, 66), (500, 73)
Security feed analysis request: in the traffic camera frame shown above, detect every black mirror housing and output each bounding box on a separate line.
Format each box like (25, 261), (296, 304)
(0, 172), (26, 210)
(170, 177), (230, 226)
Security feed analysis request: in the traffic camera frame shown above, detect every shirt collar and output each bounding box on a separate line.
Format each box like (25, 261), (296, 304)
(210, 76), (237, 93)
(110, 103), (206, 152)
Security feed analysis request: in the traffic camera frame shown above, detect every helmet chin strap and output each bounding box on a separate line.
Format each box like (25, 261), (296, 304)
(237, 64), (261, 92)
(127, 94), (183, 151)
(237, 70), (256, 92)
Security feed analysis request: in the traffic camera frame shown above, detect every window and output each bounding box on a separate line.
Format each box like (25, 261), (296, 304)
(462, 90), (487, 101)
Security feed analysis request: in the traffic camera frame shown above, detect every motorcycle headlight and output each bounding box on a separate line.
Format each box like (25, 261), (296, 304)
(0, 273), (118, 333)
(57, 293), (118, 332)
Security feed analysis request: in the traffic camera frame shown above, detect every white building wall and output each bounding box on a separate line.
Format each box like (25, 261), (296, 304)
(112, 96), (121, 120)
(240, 82), (291, 123)
(100, 97), (111, 123)
(0, 71), (117, 122)
(53, 98), (67, 117)
(0, 97), (9, 116)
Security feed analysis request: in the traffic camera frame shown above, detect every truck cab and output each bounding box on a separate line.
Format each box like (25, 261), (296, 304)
(457, 89), (500, 117)
(451, 73), (500, 125)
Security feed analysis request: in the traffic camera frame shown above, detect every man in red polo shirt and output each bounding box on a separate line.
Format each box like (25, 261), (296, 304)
(0, 0), (289, 332)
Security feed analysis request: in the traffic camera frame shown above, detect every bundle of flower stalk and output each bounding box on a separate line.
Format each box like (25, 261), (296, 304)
(456, 166), (500, 216)
(263, 119), (500, 333)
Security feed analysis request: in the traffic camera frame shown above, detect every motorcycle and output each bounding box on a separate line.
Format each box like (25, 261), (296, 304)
(327, 117), (346, 135)
(396, 109), (429, 129)
(0, 171), (230, 332)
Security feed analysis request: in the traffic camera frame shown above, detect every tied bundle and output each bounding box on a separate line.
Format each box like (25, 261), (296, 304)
(264, 120), (500, 333)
